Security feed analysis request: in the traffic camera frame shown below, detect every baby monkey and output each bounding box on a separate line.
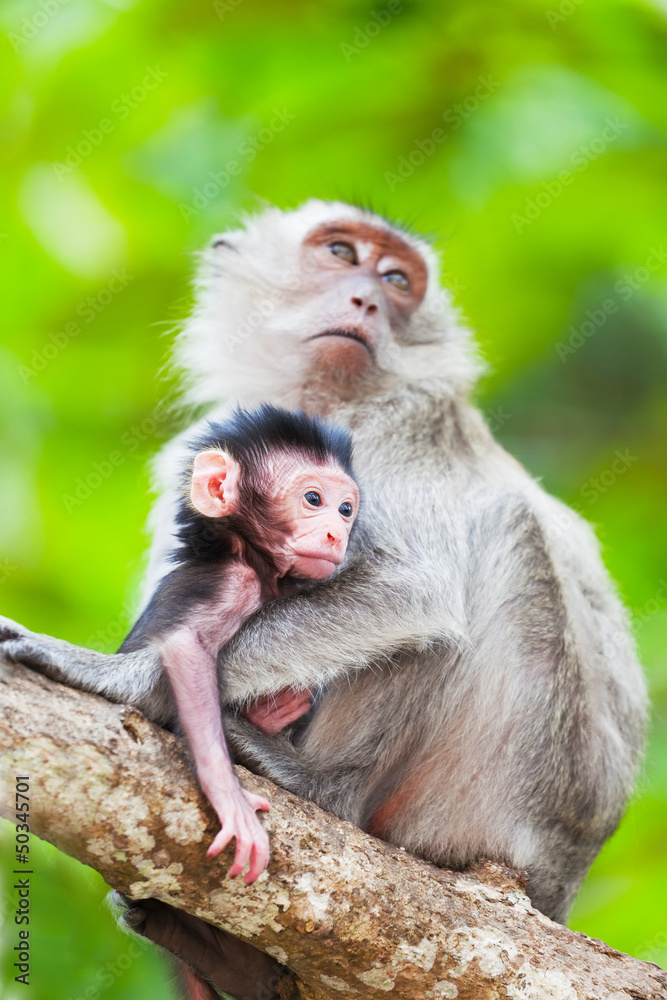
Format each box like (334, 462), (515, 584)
(121, 405), (359, 884)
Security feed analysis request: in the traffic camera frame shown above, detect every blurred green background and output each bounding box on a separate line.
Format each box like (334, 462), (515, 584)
(1, 0), (666, 995)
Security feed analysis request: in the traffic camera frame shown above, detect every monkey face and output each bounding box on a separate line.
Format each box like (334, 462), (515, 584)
(188, 440), (358, 582)
(195, 202), (471, 411)
(266, 457), (359, 580)
(299, 221), (428, 378)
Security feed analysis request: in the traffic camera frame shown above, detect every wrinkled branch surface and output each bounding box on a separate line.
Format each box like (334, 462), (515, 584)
(0, 658), (665, 1000)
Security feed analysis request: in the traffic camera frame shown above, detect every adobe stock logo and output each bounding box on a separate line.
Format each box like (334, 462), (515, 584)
(179, 109), (296, 222)
(51, 67), (169, 180)
(555, 247), (667, 362)
(8, 0), (70, 51)
(511, 118), (628, 233)
(384, 77), (501, 191)
(579, 449), (638, 505)
(18, 270), (134, 384)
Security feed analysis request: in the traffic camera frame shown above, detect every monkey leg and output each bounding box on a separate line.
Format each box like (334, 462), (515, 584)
(224, 713), (371, 822)
(240, 688), (315, 735)
(113, 893), (283, 1000)
(225, 714), (314, 787)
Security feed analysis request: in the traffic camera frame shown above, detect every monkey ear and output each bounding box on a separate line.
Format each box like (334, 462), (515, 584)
(190, 450), (241, 518)
(211, 236), (236, 251)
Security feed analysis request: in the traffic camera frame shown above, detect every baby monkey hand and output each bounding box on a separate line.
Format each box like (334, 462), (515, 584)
(206, 783), (270, 885)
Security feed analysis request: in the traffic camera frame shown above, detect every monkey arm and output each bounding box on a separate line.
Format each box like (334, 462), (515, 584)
(0, 565), (237, 729)
(160, 628), (271, 884)
(0, 568), (196, 722)
(219, 551), (465, 703)
(0, 615), (174, 724)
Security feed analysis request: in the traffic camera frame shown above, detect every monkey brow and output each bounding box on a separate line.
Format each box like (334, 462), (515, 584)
(305, 220), (418, 254)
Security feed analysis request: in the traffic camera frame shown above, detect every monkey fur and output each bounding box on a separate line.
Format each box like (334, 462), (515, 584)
(0, 201), (646, 998)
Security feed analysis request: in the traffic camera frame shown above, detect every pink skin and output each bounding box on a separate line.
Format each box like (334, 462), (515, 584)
(162, 452), (358, 885)
(241, 686), (315, 735)
(264, 456), (359, 580)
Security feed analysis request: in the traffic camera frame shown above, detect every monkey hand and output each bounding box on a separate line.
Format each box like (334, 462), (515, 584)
(0, 615), (24, 640)
(0, 616), (74, 681)
(240, 687), (314, 734)
(206, 785), (271, 885)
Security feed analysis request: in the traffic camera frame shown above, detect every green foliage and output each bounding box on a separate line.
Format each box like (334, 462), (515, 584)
(1, 0), (666, 995)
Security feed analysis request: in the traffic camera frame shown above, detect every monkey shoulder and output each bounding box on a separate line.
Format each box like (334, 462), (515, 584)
(464, 479), (601, 573)
(462, 483), (618, 625)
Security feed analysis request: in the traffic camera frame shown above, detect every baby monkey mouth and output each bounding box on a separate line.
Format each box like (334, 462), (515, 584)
(295, 550), (343, 564)
(309, 327), (374, 356)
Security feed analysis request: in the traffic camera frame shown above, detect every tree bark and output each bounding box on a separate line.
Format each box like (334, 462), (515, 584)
(0, 658), (665, 1000)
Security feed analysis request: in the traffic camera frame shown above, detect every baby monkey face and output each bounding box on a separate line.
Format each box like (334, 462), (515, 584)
(189, 444), (359, 581)
(268, 456), (359, 580)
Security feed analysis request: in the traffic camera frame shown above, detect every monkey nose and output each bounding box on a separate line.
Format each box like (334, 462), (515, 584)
(351, 295), (378, 315)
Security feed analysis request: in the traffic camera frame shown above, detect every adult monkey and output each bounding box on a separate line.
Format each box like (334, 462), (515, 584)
(0, 201), (646, 997)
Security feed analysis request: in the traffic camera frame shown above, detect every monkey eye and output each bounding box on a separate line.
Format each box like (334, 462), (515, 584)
(328, 241), (357, 265)
(382, 270), (410, 292)
(304, 491), (322, 507)
(338, 501), (353, 518)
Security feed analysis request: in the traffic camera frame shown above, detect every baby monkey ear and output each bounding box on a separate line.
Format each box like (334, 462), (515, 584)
(190, 450), (241, 517)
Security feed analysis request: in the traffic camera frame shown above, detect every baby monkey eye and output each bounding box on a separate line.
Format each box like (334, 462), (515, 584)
(338, 501), (353, 518)
(328, 241), (357, 265)
(304, 491), (322, 507)
(382, 270), (410, 292)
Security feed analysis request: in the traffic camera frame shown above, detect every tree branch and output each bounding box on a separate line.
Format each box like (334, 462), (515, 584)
(0, 658), (665, 1000)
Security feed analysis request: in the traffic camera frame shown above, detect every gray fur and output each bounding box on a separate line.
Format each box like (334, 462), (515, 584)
(221, 390), (645, 921)
(0, 200), (646, 928)
(0, 623), (174, 723)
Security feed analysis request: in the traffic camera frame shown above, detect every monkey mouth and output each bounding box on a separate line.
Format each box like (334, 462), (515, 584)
(309, 327), (374, 357)
(294, 549), (343, 565)
(291, 552), (343, 580)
